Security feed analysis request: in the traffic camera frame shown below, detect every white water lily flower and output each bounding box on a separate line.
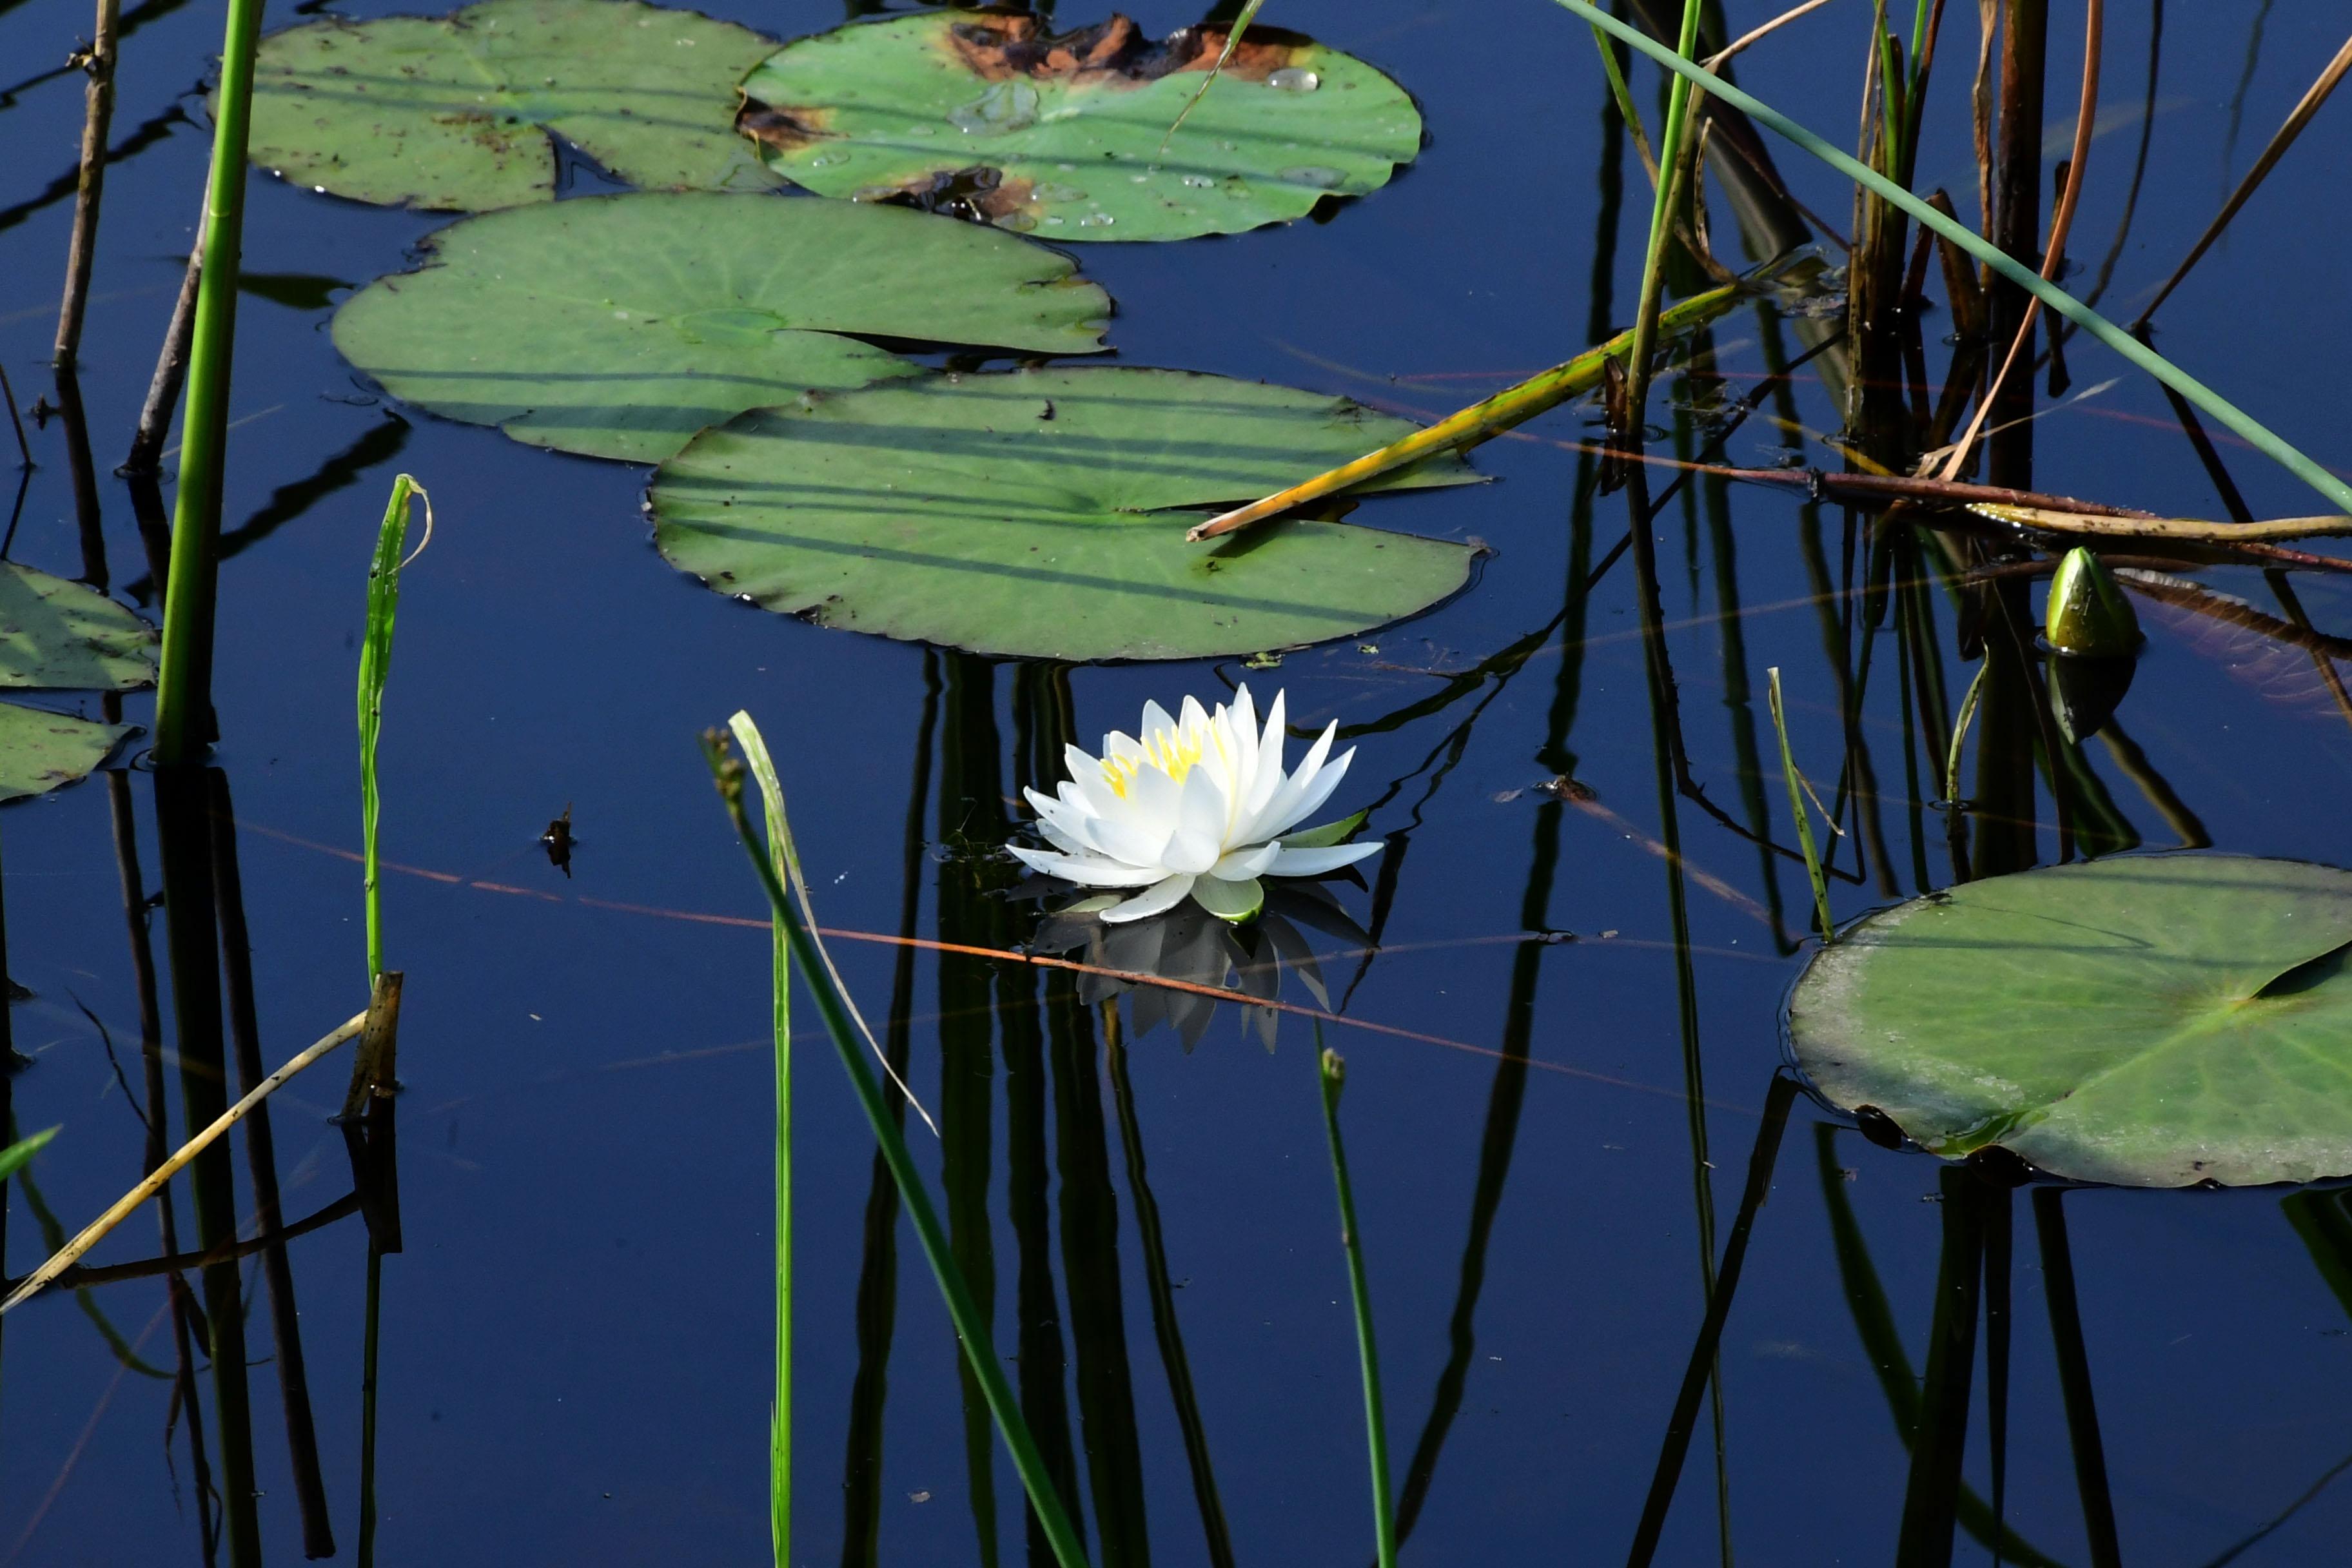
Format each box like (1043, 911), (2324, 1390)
(1010, 685), (1380, 925)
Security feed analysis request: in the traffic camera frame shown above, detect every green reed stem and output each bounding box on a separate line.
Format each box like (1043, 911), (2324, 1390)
(1619, 0), (1707, 436)
(706, 718), (1090, 1568)
(1316, 1041), (1396, 1568)
(1765, 667), (1834, 941)
(1944, 662), (1987, 808)
(151, 0), (270, 763)
(1551, 0), (2352, 516)
(727, 718), (794, 1564)
(358, 475), (423, 984)
(0, 1127), (57, 1182)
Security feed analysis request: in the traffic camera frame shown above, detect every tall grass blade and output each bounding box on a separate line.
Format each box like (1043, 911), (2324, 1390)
(1315, 1042), (1396, 1568)
(359, 475), (427, 983)
(0, 1127), (57, 1183)
(1616, 0), (1708, 444)
(150, 0), (274, 763)
(1765, 669), (1835, 940)
(727, 716), (794, 1563)
(1161, 0), (1265, 150)
(706, 718), (1091, 1568)
(1548, 0), (2352, 516)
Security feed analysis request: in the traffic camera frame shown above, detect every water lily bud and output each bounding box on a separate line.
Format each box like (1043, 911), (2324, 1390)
(2044, 547), (2140, 658)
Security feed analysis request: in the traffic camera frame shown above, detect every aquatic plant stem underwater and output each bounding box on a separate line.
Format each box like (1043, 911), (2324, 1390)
(1547, 0), (2352, 516)
(1317, 1041), (1398, 1568)
(150, 0), (271, 762)
(706, 717), (1091, 1568)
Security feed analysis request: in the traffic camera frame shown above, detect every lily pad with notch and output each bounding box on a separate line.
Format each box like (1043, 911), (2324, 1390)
(736, 10), (1422, 241)
(1787, 854), (2352, 1186)
(246, 0), (783, 211)
(329, 191), (1112, 463)
(0, 563), (153, 803)
(647, 365), (1484, 661)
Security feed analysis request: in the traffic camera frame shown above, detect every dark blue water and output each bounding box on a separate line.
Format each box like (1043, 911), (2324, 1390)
(6, 1), (2352, 1562)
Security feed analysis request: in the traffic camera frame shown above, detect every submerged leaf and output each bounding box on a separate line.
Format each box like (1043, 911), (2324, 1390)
(1788, 854), (2352, 1186)
(247, 0), (783, 211)
(736, 11), (1420, 241)
(648, 366), (1483, 661)
(331, 191), (1111, 462)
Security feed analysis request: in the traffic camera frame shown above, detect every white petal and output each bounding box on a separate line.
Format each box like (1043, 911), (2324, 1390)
(1229, 685), (1261, 803)
(1139, 701), (1177, 743)
(1244, 718), (1337, 843)
(1268, 745), (1355, 841)
(1264, 840), (1382, 877)
(1101, 873), (1197, 924)
(1211, 842), (1280, 879)
(1010, 845), (1169, 888)
(1250, 689), (1289, 817)
(1179, 694), (1211, 736)
(1161, 766), (1230, 875)
(1103, 729), (1142, 762)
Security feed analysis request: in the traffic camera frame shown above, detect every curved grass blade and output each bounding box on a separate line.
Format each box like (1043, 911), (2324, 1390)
(706, 720), (1090, 1568)
(1549, 0), (2352, 516)
(1161, 0), (1267, 151)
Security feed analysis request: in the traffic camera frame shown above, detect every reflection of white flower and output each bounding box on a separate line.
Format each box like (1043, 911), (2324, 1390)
(1010, 685), (1380, 925)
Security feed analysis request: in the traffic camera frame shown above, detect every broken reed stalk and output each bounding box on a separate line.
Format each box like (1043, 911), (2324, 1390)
(723, 714), (793, 1566)
(360, 475), (426, 984)
(122, 211), (202, 477)
(1548, 0), (2352, 516)
(1316, 1043), (1398, 1568)
(150, 0), (271, 764)
(1945, 663), (1988, 805)
(1969, 502), (2352, 544)
(1936, 0), (2101, 483)
(1186, 270), (1765, 541)
(53, 0), (121, 366)
(0, 1011), (369, 1314)
(1765, 669), (1835, 941)
(2135, 30), (2352, 331)
(705, 719), (1091, 1568)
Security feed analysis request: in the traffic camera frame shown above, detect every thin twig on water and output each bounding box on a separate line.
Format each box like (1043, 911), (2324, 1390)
(54, 0), (122, 366)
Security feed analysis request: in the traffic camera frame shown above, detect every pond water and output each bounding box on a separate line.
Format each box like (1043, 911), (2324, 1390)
(5, 0), (2352, 1562)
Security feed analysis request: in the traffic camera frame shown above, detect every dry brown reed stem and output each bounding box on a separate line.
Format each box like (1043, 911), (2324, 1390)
(1702, 0), (1836, 70)
(2132, 30), (2352, 330)
(1937, 0), (2101, 484)
(1971, 503), (2352, 542)
(0, 1010), (368, 1315)
(1971, 0), (1998, 260)
(54, 0), (121, 366)
(122, 211), (202, 476)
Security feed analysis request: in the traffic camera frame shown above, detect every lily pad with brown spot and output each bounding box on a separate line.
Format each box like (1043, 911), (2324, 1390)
(246, 0), (783, 211)
(647, 365), (1484, 661)
(736, 11), (1422, 241)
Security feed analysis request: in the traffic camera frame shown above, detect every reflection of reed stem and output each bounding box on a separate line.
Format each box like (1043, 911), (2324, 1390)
(1315, 1041), (1396, 1568)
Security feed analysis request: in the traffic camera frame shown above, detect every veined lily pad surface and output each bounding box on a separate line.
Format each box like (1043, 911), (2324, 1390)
(0, 564), (152, 803)
(1788, 854), (2352, 1187)
(736, 12), (1422, 240)
(330, 192), (1111, 463)
(648, 366), (1482, 660)
(248, 0), (782, 211)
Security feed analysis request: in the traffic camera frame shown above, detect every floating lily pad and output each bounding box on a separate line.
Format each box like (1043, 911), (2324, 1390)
(1788, 854), (2352, 1186)
(0, 705), (136, 805)
(737, 11), (1421, 241)
(0, 564), (152, 802)
(331, 191), (1111, 462)
(248, 0), (783, 211)
(648, 366), (1482, 661)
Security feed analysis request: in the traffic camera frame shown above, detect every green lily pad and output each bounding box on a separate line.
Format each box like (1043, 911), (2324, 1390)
(0, 705), (135, 805)
(736, 12), (1421, 241)
(647, 366), (1483, 661)
(1787, 854), (2352, 1186)
(1, 564), (156, 690)
(247, 0), (783, 211)
(330, 191), (1112, 463)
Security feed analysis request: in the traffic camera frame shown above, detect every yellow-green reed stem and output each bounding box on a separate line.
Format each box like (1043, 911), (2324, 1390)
(1549, 0), (2352, 516)
(1618, 0), (1708, 440)
(358, 475), (423, 984)
(706, 720), (1090, 1568)
(1187, 269), (1769, 541)
(727, 716), (793, 1564)
(1316, 1041), (1396, 1568)
(151, 0), (270, 764)
(1766, 668), (1834, 942)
